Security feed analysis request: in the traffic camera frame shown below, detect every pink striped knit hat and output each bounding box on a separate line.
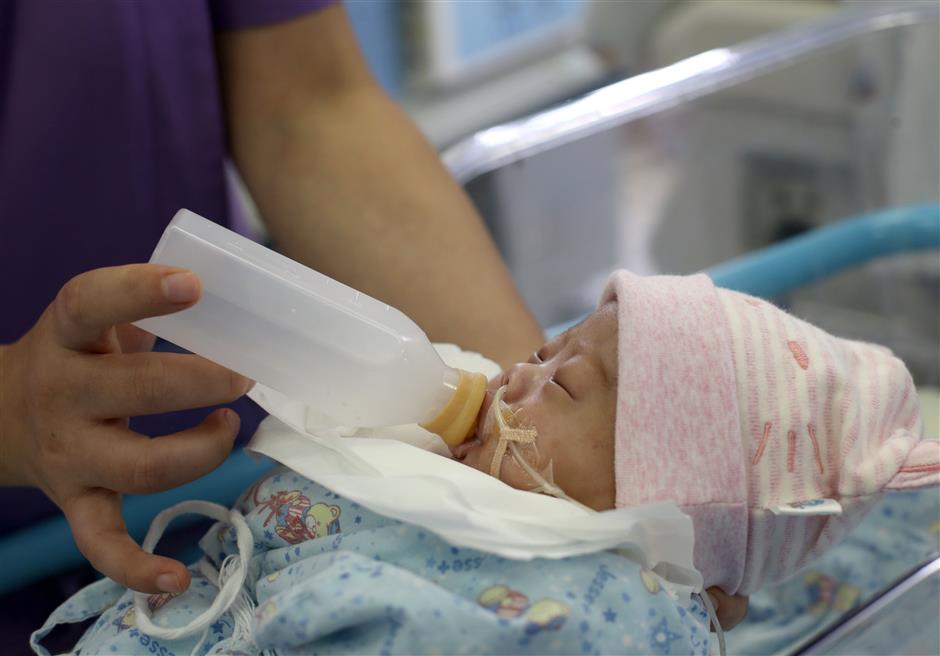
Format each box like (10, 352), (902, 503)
(601, 270), (937, 594)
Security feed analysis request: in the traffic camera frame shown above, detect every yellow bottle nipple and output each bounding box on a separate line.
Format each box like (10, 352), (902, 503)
(420, 369), (488, 449)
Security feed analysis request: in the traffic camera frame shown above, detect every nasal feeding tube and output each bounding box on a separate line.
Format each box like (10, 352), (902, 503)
(483, 387), (594, 512)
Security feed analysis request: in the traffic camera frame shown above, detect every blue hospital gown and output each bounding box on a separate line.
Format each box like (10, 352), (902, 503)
(32, 466), (711, 655)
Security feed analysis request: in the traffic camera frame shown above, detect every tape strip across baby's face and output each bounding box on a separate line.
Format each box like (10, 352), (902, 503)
(456, 302), (619, 511)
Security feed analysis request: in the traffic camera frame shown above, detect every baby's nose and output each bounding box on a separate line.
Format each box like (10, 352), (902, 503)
(503, 362), (543, 403)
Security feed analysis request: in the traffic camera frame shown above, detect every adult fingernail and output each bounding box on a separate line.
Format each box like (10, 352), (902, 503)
(162, 272), (199, 303)
(156, 572), (183, 593)
(224, 409), (241, 430)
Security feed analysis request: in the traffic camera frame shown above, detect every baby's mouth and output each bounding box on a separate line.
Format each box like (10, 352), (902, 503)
(452, 387), (497, 461)
(453, 436), (480, 460)
(477, 387), (496, 427)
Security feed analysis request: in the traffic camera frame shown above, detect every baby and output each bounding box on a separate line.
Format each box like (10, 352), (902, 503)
(455, 270), (938, 595)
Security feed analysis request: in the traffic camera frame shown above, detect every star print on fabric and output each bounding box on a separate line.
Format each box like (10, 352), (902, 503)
(603, 608), (617, 623)
(354, 516), (362, 524)
(264, 530), (274, 541)
(649, 617), (682, 654)
(210, 619), (227, 634)
(438, 561), (450, 574)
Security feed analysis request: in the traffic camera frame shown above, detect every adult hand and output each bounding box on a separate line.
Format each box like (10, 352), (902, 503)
(706, 587), (749, 631)
(0, 264), (253, 594)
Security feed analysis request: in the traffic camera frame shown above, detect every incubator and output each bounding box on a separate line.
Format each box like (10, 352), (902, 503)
(135, 209), (486, 449)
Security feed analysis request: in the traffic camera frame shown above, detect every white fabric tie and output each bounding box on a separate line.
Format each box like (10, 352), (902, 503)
(132, 500), (255, 655)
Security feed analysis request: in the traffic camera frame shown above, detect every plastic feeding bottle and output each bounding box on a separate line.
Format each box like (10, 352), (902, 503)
(135, 209), (488, 449)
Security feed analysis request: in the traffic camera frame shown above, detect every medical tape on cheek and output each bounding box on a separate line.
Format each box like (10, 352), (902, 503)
(486, 388), (594, 513)
(487, 387), (538, 479)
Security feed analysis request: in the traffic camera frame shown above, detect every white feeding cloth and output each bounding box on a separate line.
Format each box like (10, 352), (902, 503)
(246, 345), (702, 593)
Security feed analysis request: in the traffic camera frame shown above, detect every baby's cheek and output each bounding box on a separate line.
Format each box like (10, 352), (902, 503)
(457, 443), (485, 472)
(560, 446), (616, 511)
(455, 438), (541, 492)
(499, 449), (545, 491)
(537, 423), (616, 510)
(457, 436), (503, 476)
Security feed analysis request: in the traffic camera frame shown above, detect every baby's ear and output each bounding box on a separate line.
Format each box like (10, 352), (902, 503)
(885, 439), (940, 490)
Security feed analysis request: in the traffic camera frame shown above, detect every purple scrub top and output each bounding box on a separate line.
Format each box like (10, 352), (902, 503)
(0, 0), (332, 533)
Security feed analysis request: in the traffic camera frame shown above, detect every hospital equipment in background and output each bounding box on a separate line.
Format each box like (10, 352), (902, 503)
(356, 0), (851, 147)
(406, 0), (587, 88)
(400, 0), (605, 147)
(797, 557), (940, 655)
(446, 1), (940, 388)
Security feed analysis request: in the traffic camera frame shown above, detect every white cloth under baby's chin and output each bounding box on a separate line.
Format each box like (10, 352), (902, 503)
(246, 344), (702, 596)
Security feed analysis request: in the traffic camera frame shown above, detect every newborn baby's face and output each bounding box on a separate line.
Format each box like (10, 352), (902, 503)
(456, 302), (618, 511)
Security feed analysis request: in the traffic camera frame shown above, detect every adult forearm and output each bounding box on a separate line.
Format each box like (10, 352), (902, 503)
(0, 341), (28, 485)
(0, 343), (15, 484)
(232, 88), (543, 367)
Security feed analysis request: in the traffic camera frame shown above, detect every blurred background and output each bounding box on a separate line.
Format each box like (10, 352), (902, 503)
(343, 0), (929, 146)
(322, 0), (939, 387)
